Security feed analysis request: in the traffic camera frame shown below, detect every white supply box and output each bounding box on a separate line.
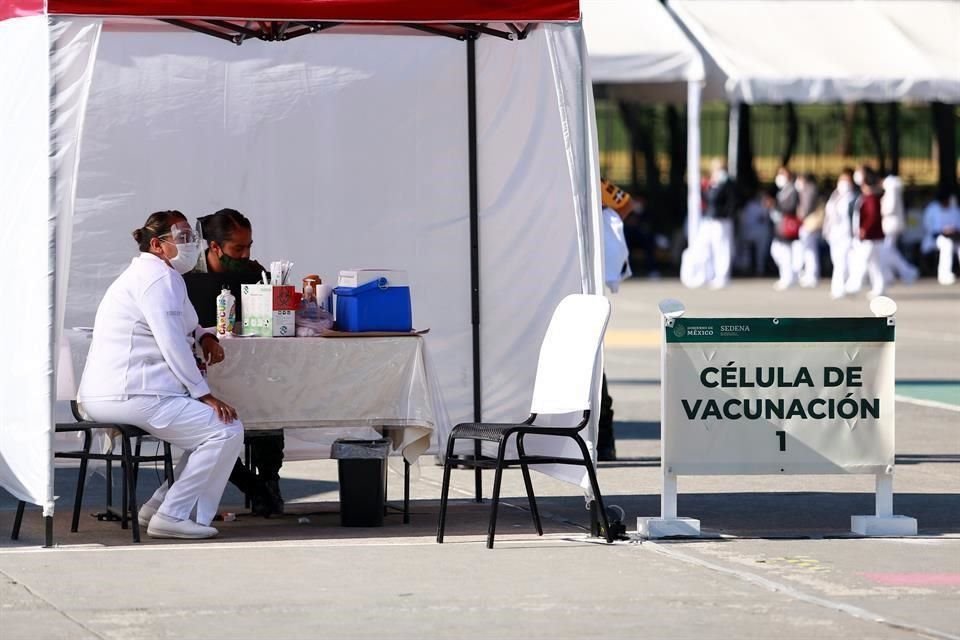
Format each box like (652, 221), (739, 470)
(338, 269), (408, 288)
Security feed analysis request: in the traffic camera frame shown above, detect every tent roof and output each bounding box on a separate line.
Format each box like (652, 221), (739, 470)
(2, 0), (580, 22)
(670, 0), (960, 104)
(584, 0), (703, 86)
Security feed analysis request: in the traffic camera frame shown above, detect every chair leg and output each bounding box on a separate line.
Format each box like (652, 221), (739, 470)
(163, 443), (175, 486)
(516, 434), (542, 536)
(574, 435), (613, 543)
(486, 438), (510, 549)
(120, 436), (141, 543)
(11, 501), (25, 540)
(105, 459), (113, 509)
(71, 431), (93, 533)
(473, 440), (483, 503)
(436, 435), (458, 543)
(133, 437), (142, 480)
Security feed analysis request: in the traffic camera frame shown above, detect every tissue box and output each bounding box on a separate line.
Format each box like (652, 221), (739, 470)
(241, 284), (297, 337)
(334, 269), (412, 332)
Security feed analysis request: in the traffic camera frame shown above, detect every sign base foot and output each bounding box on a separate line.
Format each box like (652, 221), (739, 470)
(851, 515), (917, 536)
(637, 517), (701, 539)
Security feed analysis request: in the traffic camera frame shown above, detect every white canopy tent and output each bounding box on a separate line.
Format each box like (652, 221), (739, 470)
(669, 0), (960, 104)
(0, 2), (608, 543)
(583, 0), (706, 238)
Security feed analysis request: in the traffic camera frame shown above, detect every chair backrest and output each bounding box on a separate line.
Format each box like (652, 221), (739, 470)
(530, 294), (611, 415)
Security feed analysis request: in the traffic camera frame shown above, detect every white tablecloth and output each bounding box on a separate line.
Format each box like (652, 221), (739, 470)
(58, 331), (449, 464)
(207, 336), (445, 463)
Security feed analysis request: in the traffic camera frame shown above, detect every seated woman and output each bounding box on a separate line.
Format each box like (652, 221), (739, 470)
(184, 208), (285, 517)
(78, 211), (244, 539)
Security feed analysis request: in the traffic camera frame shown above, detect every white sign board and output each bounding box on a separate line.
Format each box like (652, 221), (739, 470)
(663, 317), (895, 475)
(639, 311), (916, 538)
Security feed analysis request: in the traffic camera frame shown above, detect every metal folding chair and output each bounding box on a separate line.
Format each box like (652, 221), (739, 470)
(11, 401), (174, 544)
(436, 294), (614, 548)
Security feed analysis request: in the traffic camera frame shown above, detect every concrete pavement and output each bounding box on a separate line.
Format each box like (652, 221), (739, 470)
(1, 278), (958, 639)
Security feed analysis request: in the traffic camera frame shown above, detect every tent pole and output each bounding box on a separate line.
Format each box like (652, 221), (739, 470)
(467, 35), (483, 503)
(686, 82), (702, 244)
(727, 102), (740, 180)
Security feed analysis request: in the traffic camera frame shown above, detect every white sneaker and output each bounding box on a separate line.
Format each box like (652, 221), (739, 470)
(147, 514), (219, 539)
(138, 501), (161, 528)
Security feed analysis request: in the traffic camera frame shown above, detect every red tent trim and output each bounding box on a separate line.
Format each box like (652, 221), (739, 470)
(42, 0), (579, 22)
(0, 0), (44, 20)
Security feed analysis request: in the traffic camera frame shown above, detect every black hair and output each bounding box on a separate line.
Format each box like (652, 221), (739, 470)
(132, 210), (187, 252)
(198, 208), (252, 247)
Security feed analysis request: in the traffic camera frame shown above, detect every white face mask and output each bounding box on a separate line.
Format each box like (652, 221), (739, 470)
(853, 171), (864, 186)
(712, 170), (728, 184)
(837, 180), (852, 195)
(165, 241), (200, 275)
(775, 174), (788, 188)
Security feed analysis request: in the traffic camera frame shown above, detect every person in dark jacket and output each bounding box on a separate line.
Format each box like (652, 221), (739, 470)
(845, 169), (886, 297)
(184, 208), (285, 517)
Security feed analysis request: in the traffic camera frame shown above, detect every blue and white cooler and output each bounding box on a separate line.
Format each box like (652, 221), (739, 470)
(334, 269), (412, 332)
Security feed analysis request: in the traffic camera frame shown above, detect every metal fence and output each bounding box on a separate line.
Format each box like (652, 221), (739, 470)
(597, 101), (948, 190)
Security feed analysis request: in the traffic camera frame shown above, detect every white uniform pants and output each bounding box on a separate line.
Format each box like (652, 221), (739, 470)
(82, 396), (244, 525)
(792, 229), (820, 286)
(936, 235), (960, 284)
(845, 239), (886, 297)
(880, 232), (918, 283)
(698, 218), (732, 288)
(827, 238), (851, 298)
(771, 239), (797, 287)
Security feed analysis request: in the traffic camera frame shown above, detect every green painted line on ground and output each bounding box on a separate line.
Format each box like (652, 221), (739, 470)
(895, 382), (960, 407)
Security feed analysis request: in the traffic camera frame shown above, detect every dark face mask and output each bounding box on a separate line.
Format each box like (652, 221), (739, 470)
(217, 252), (260, 274)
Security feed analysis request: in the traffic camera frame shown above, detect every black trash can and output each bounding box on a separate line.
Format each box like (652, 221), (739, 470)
(331, 438), (390, 527)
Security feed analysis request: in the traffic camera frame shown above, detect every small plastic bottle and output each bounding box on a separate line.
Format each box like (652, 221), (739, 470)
(216, 287), (236, 336)
(316, 279), (334, 314)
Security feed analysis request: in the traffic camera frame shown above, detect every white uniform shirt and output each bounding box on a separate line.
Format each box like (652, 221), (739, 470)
(824, 189), (856, 244)
(78, 253), (211, 402)
(602, 206), (631, 293)
(923, 201), (960, 253)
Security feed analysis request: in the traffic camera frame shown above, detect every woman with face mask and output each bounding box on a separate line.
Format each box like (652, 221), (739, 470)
(185, 208), (285, 517)
(77, 211), (244, 539)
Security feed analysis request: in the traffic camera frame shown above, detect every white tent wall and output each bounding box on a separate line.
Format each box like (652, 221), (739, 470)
(0, 15), (54, 512)
(57, 23), (602, 490)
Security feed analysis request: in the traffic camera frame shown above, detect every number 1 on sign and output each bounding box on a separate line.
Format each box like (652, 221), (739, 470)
(775, 430), (786, 451)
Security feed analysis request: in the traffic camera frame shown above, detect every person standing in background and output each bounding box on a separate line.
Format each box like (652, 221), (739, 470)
(736, 188), (772, 276)
(700, 159), (738, 289)
(879, 174), (919, 285)
(845, 169), (886, 297)
(597, 178), (634, 461)
(922, 188), (960, 285)
(823, 169), (857, 299)
(771, 167), (801, 290)
(793, 173), (822, 288)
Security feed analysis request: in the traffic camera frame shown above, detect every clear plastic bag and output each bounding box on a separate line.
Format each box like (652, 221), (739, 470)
(331, 438), (391, 460)
(294, 300), (334, 336)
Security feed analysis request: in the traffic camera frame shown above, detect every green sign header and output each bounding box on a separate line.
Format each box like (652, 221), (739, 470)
(666, 317), (895, 343)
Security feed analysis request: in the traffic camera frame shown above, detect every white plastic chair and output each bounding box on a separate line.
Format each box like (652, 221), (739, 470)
(436, 294), (613, 548)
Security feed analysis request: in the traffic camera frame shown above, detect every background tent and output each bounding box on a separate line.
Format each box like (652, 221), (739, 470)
(0, 1), (606, 541)
(669, 0), (960, 188)
(669, 0), (960, 104)
(583, 0), (706, 238)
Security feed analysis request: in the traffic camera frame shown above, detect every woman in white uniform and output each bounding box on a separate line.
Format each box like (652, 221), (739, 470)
(78, 211), (244, 539)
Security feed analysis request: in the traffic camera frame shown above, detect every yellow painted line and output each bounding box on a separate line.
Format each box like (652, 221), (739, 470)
(604, 329), (660, 349)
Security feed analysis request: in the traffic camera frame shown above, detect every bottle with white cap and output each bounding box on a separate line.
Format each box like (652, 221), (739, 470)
(216, 286), (236, 336)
